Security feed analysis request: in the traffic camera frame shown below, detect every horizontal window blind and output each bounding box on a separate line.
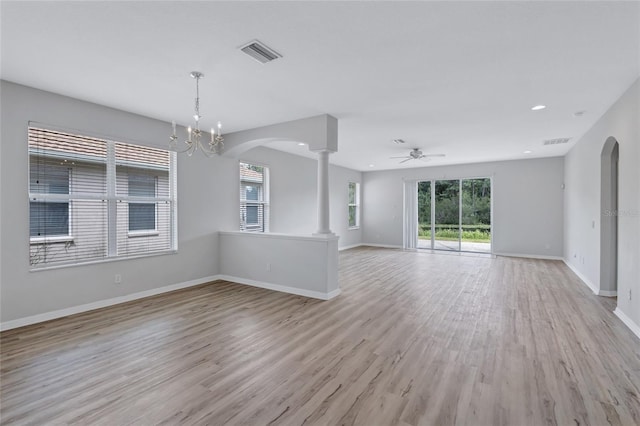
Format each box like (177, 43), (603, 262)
(28, 126), (177, 269)
(239, 162), (269, 232)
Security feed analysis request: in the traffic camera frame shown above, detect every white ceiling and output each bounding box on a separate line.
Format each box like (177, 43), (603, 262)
(2, 1), (639, 171)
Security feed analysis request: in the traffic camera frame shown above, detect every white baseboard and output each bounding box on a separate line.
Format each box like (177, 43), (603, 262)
(1, 273), (342, 332)
(0, 275), (219, 332)
(216, 274), (340, 301)
(563, 259), (599, 295)
(339, 243), (363, 251)
(326, 288), (341, 299)
(599, 290), (618, 297)
(614, 308), (640, 340)
(494, 252), (564, 261)
(360, 243), (403, 249)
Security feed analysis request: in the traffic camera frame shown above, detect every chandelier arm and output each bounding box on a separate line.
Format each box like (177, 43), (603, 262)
(199, 146), (218, 158)
(195, 139), (219, 157)
(170, 141), (195, 154)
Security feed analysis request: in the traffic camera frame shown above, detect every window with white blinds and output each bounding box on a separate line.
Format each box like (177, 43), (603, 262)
(239, 162), (269, 232)
(28, 126), (177, 270)
(348, 182), (360, 229)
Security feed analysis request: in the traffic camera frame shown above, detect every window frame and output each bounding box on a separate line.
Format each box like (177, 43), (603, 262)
(239, 161), (269, 233)
(28, 125), (177, 270)
(348, 181), (360, 229)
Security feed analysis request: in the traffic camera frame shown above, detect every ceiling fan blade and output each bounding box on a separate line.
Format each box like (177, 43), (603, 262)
(399, 158), (412, 164)
(422, 153), (446, 157)
(390, 156), (410, 159)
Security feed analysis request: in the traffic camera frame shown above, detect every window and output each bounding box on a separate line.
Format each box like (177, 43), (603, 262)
(29, 163), (70, 238)
(28, 126), (177, 269)
(240, 162), (268, 232)
(348, 182), (360, 228)
(128, 173), (156, 232)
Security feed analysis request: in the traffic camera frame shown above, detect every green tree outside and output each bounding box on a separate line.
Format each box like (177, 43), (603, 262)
(418, 178), (491, 243)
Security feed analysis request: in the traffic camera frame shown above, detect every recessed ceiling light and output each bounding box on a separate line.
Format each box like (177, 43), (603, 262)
(531, 105), (546, 111)
(524, 150), (533, 154)
(368, 164), (375, 168)
(393, 139), (405, 144)
(297, 142), (305, 146)
(573, 110), (586, 117)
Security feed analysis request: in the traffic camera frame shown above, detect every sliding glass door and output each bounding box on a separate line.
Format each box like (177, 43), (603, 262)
(417, 181), (431, 249)
(416, 177), (491, 253)
(461, 178), (491, 253)
(434, 180), (460, 251)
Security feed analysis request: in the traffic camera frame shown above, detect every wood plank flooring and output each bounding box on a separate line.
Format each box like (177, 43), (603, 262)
(1, 247), (639, 425)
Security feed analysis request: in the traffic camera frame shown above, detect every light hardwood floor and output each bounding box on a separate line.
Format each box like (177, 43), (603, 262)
(1, 247), (639, 425)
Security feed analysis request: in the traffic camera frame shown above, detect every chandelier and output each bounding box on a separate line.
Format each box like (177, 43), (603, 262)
(170, 71), (223, 156)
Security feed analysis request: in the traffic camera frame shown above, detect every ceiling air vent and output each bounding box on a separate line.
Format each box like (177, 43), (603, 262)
(239, 40), (282, 64)
(543, 138), (571, 146)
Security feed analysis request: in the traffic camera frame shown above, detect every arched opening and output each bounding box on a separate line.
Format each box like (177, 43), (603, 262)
(600, 137), (619, 297)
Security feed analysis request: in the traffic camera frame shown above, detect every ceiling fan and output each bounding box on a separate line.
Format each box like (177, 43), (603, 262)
(391, 148), (445, 164)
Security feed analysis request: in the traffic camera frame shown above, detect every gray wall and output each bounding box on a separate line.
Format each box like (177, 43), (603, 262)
(239, 146), (363, 248)
(0, 81), (228, 322)
(362, 157), (565, 258)
(564, 78), (639, 328)
(0, 81), (361, 323)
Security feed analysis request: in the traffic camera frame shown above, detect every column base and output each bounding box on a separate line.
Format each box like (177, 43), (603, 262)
(313, 232), (337, 238)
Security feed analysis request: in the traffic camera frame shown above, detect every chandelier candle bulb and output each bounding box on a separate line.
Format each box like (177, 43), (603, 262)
(172, 121), (176, 136)
(211, 128), (215, 143)
(187, 126), (192, 142)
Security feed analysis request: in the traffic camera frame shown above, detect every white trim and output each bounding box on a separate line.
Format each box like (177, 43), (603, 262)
(0, 275), (218, 331)
(361, 243), (403, 249)
(613, 308), (640, 340)
(339, 243), (363, 251)
(326, 288), (341, 299)
(494, 252), (564, 261)
(220, 230), (339, 242)
(217, 274), (340, 301)
(127, 230), (160, 238)
(30, 249), (178, 272)
(29, 235), (74, 245)
(599, 290), (618, 297)
(563, 259), (599, 295)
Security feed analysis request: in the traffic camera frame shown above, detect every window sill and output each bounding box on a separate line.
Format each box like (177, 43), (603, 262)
(30, 236), (74, 245)
(127, 230), (160, 238)
(348, 226), (360, 231)
(30, 249), (178, 272)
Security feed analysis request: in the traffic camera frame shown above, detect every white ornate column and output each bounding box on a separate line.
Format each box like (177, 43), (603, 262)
(314, 149), (334, 235)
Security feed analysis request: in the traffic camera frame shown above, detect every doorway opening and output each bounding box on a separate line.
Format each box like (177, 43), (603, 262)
(417, 178), (491, 253)
(600, 137), (619, 297)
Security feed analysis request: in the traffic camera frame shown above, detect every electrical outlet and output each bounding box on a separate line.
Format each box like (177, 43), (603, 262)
(114, 274), (122, 284)
(266, 263), (271, 272)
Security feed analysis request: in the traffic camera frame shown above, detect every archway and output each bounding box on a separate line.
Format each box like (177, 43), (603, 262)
(600, 137), (619, 297)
